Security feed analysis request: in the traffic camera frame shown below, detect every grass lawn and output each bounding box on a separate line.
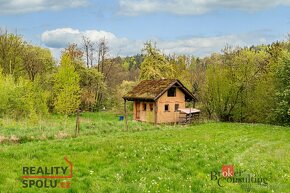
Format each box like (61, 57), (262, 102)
(0, 112), (171, 143)
(0, 113), (289, 192)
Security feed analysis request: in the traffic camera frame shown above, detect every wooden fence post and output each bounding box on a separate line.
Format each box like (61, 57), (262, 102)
(75, 109), (80, 136)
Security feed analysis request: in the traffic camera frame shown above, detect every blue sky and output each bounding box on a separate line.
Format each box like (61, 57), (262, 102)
(1, 0), (290, 59)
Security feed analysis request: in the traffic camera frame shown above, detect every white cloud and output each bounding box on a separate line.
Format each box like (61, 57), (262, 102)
(0, 0), (87, 14)
(41, 28), (117, 48)
(152, 32), (276, 56)
(158, 32), (271, 55)
(41, 28), (143, 57)
(119, 0), (290, 15)
(41, 28), (278, 59)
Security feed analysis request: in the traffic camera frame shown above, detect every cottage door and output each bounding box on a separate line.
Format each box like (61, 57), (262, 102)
(135, 102), (140, 120)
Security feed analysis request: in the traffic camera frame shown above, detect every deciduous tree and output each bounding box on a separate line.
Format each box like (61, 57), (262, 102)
(53, 53), (80, 115)
(139, 42), (175, 80)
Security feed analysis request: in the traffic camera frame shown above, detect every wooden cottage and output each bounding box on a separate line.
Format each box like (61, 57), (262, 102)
(123, 79), (199, 124)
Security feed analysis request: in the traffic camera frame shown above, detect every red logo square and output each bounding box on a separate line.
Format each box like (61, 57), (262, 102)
(222, 165), (234, 177)
(60, 181), (71, 188)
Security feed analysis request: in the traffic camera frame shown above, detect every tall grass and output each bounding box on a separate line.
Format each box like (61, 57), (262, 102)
(0, 121), (289, 192)
(0, 112), (182, 144)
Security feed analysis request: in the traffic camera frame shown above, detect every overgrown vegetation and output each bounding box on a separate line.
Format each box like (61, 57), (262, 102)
(0, 112), (169, 144)
(0, 116), (289, 192)
(0, 29), (289, 126)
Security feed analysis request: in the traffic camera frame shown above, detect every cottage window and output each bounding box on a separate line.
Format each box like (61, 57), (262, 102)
(164, 104), (169, 112)
(175, 104), (179, 112)
(143, 103), (147, 111)
(149, 104), (153, 111)
(168, 87), (176, 97)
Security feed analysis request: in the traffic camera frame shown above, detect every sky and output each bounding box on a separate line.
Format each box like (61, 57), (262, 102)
(1, 0), (290, 59)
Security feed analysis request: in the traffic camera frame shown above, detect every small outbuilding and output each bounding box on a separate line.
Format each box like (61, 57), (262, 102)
(123, 79), (199, 124)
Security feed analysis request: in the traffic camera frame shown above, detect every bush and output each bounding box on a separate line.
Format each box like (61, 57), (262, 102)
(0, 72), (48, 120)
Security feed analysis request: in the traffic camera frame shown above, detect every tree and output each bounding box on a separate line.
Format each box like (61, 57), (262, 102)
(79, 68), (106, 111)
(97, 38), (108, 73)
(139, 42), (175, 80)
(82, 36), (95, 68)
(195, 53), (223, 119)
(95, 38), (110, 110)
(0, 29), (24, 77)
(22, 45), (54, 81)
(200, 47), (270, 122)
(0, 68), (49, 120)
(53, 53), (81, 115)
(62, 43), (84, 70)
(273, 50), (290, 125)
(122, 54), (144, 81)
(113, 80), (136, 113)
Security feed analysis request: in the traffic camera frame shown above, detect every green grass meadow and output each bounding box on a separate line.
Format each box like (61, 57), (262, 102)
(0, 113), (289, 193)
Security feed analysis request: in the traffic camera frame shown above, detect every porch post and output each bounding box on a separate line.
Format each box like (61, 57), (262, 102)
(154, 101), (158, 125)
(189, 103), (192, 123)
(124, 99), (128, 130)
(192, 100), (195, 108)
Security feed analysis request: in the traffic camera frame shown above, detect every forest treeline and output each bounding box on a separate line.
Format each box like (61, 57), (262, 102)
(0, 30), (289, 125)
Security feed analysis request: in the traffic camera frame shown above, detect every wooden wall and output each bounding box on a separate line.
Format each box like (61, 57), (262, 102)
(156, 88), (185, 123)
(132, 88), (186, 123)
(133, 101), (155, 123)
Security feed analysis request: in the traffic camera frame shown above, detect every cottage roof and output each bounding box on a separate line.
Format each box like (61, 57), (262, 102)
(123, 79), (197, 102)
